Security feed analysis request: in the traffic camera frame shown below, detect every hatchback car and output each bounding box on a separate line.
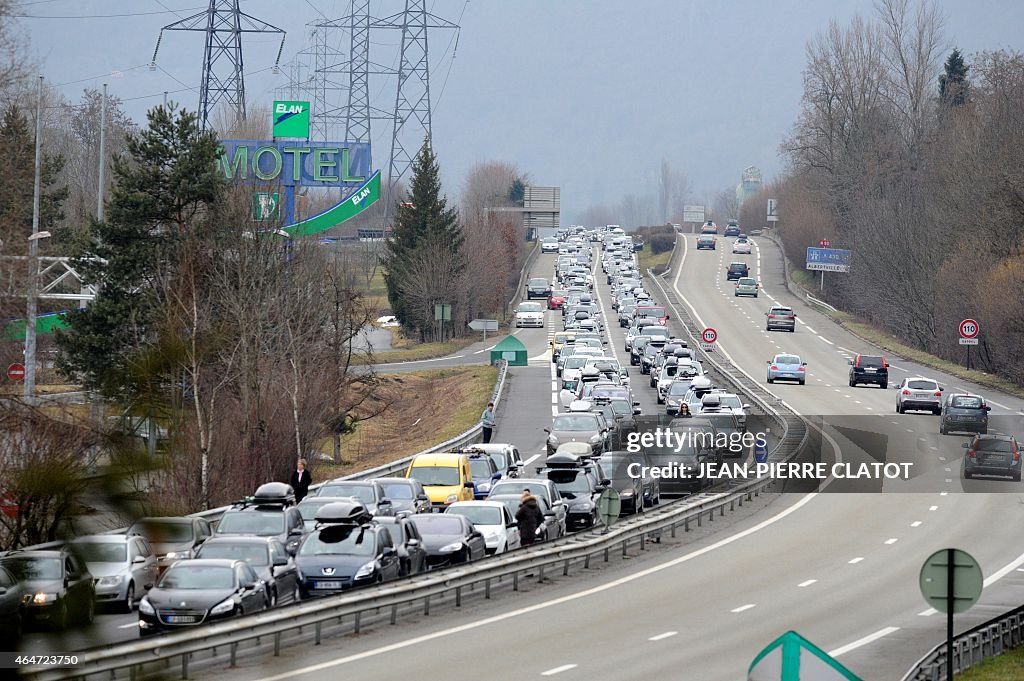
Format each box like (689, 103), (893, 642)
(410, 514), (487, 568)
(765, 305), (796, 332)
(315, 479), (396, 516)
(515, 301), (545, 328)
(195, 537), (300, 608)
(726, 262), (749, 280)
(446, 501), (521, 554)
(526, 277), (552, 299)
(940, 393), (990, 435)
(767, 354), (807, 385)
(545, 411), (610, 456)
(373, 478), (432, 514)
(732, 240), (752, 254)
(895, 377), (944, 414)
(696, 234), (716, 250)
(700, 221), (718, 234)
(373, 515), (428, 577)
(734, 277), (759, 297)
(72, 534), (158, 612)
(962, 435), (1020, 481)
(848, 354), (888, 388)
(1, 549), (95, 630)
(138, 559), (267, 636)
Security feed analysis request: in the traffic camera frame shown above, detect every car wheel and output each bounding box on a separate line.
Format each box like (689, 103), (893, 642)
(933, 408), (941, 416)
(940, 425), (947, 435)
(980, 428), (988, 435)
(799, 380), (805, 386)
(849, 379), (855, 387)
(754, 293), (758, 297)
(51, 600), (68, 631)
(1013, 472), (1022, 483)
(880, 382), (888, 389)
(767, 377), (773, 384)
(964, 471), (973, 479)
(896, 402), (902, 414)
(657, 395), (664, 404)
(123, 582), (136, 613)
(81, 596), (95, 625)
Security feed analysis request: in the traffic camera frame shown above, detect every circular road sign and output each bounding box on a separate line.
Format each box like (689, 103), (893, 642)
(959, 319), (980, 339)
(701, 327), (718, 344)
(819, 239), (831, 248)
(919, 548), (983, 614)
(6, 363), (25, 382)
(598, 487), (621, 529)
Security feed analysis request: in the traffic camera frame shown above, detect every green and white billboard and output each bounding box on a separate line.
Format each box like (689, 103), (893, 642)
(273, 100), (310, 138)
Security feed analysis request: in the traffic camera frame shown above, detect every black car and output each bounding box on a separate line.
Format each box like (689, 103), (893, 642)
(724, 224), (741, 237)
(138, 559), (267, 636)
(0, 565), (25, 639)
(373, 514), (428, 577)
(195, 537), (300, 608)
(726, 262), (749, 280)
(409, 514), (487, 568)
(647, 420), (720, 496)
(940, 393), (991, 436)
(295, 502), (401, 597)
(215, 483), (307, 555)
(315, 480), (396, 516)
(373, 478), (432, 514)
(640, 341), (666, 374)
(596, 452), (647, 514)
(526, 277), (552, 300)
(1, 549), (95, 630)
(127, 516), (213, 573)
(848, 354), (888, 388)
(539, 454), (607, 531)
(630, 336), (652, 366)
(962, 435), (1020, 481)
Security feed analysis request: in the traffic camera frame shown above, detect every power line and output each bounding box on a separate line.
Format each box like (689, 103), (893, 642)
(15, 6), (207, 19)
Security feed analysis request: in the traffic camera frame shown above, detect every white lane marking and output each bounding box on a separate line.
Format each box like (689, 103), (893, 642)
(911, 521), (922, 527)
(648, 631), (678, 642)
(929, 506), (938, 511)
(551, 393), (558, 404)
(837, 346), (856, 354)
(731, 604), (756, 613)
(522, 454), (540, 467)
(849, 557), (864, 564)
(884, 538), (899, 545)
(944, 468), (951, 472)
(919, 549), (1024, 619)
(804, 325), (818, 334)
(541, 665), (577, 676)
(940, 491), (948, 496)
(818, 335), (835, 345)
(474, 348), (488, 355)
(798, 579), (817, 588)
(376, 354), (465, 366)
(551, 405), (559, 416)
(829, 626), (901, 657)
(118, 622), (139, 629)
(241, 492), (820, 681)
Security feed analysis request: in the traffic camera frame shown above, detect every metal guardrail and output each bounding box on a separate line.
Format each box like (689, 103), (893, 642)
(18, 238), (816, 681)
(506, 239), (540, 317)
(805, 293), (838, 313)
(901, 604), (1024, 681)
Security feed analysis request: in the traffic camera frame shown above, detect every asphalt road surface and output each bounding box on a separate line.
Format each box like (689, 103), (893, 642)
(176, 235), (1024, 681)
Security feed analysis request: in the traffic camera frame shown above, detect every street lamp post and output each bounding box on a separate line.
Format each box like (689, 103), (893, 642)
(24, 75), (46, 402)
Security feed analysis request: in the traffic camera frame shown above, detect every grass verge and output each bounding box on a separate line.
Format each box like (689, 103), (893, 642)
(959, 646), (1024, 680)
(315, 365), (498, 477)
(352, 335), (480, 365)
(639, 248), (673, 275)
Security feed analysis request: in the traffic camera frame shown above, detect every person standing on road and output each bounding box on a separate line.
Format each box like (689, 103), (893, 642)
(516, 490), (545, 546)
(290, 459), (312, 502)
(481, 402), (496, 443)
(677, 404), (692, 418)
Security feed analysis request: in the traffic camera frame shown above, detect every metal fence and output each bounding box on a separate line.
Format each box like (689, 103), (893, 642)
(901, 604), (1024, 681)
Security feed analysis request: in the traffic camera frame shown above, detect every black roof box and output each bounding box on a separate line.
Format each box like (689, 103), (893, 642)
(253, 482), (296, 506)
(315, 501), (373, 525)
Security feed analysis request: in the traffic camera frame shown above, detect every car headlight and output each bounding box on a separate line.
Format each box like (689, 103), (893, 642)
(668, 399), (679, 406)
(477, 481), (492, 493)
(354, 561), (376, 579)
(547, 434), (559, 445)
(32, 592), (57, 605)
(576, 502), (594, 511)
(164, 551), (182, 560)
(210, 598), (235, 616)
(589, 434), (602, 443)
(439, 542), (463, 553)
(446, 494), (459, 504)
(138, 597), (155, 615)
(97, 575), (124, 587)
(619, 490), (634, 497)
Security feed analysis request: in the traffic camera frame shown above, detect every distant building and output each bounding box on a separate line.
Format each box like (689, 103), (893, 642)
(735, 166), (762, 206)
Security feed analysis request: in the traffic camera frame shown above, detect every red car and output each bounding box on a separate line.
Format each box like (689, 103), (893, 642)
(548, 292), (565, 310)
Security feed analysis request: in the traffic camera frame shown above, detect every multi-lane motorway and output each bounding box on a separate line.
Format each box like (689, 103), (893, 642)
(36, 234), (1024, 679)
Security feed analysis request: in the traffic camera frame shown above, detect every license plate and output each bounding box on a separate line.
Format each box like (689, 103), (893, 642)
(316, 581), (342, 589)
(865, 368), (876, 373)
(164, 615), (197, 624)
(983, 456), (1006, 463)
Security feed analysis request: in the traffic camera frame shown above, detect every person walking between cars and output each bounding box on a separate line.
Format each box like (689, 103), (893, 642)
(290, 458), (312, 502)
(516, 490), (545, 546)
(481, 402), (496, 444)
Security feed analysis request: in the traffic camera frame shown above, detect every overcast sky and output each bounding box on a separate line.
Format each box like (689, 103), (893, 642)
(21, 0), (1024, 223)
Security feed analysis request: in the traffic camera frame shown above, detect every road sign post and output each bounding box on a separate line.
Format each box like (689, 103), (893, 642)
(959, 319), (980, 370)
(468, 318), (498, 341)
(683, 205), (705, 233)
(920, 548), (983, 681)
(766, 199), (779, 223)
(6, 363), (25, 381)
(700, 327), (718, 352)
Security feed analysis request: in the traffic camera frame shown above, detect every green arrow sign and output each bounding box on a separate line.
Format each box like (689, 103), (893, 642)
(280, 170), (381, 237)
(749, 631), (861, 681)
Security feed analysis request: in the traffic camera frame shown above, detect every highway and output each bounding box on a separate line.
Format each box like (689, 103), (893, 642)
(178, 233), (1024, 681)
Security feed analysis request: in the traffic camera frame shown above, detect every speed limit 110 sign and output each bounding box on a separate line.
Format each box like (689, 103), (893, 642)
(959, 319), (979, 339)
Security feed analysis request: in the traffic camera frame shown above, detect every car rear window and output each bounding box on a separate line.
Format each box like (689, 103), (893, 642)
(771, 308), (793, 315)
(859, 356), (884, 367)
(729, 264), (746, 271)
(974, 439), (1013, 452)
(738, 278), (756, 285)
(775, 355), (801, 365)
(951, 396), (983, 409)
(907, 380), (936, 390)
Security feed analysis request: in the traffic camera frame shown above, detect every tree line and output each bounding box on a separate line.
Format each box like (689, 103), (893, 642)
(767, 0), (1024, 387)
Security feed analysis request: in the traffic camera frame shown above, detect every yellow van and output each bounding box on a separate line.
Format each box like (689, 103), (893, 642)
(551, 331), (577, 361)
(406, 452), (474, 509)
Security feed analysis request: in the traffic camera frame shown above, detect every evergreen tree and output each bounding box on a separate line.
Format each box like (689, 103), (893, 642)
(508, 177), (526, 206)
(55, 105), (224, 399)
(382, 140), (464, 336)
(0, 105), (68, 256)
(939, 48), (969, 108)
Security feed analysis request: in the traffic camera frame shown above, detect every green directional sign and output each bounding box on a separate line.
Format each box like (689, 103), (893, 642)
(748, 631), (862, 681)
(272, 100), (310, 138)
(4, 312), (69, 341)
(280, 170), (381, 237)
(251, 192), (280, 221)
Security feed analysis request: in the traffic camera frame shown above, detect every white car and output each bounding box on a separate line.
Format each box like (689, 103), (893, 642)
(515, 302), (545, 328)
(445, 501), (521, 555)
(698, 391), (750, 428)
(732, 241), (752, 254)
(376, 315), (399, 328)
(541, 239), (559, 253)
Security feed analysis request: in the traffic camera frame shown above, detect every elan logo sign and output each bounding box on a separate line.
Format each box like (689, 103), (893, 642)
(272, 100), (310, 138)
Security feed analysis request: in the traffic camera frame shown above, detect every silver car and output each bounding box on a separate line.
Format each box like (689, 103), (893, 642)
(895, 377), (944, 414)
(545, 412), (609, 456)
(72, 534), (158, 612)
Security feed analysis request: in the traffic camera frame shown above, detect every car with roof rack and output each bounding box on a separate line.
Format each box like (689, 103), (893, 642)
(295, 501), (400, 597)
(214, 482), (308, 556)
(535, 452), (610, 532)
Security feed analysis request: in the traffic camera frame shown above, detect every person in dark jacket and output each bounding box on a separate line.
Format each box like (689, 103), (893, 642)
(290, 458), (312, 502)
(516, 491), (545, 546)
